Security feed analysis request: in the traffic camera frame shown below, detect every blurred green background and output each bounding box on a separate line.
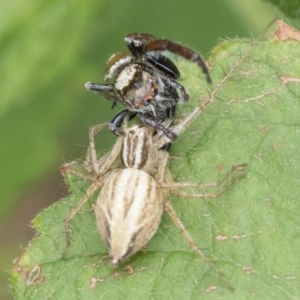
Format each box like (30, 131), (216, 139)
(0, 0), (294, 299)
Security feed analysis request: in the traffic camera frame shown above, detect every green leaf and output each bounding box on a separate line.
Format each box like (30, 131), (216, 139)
(11, 23), (300, 299)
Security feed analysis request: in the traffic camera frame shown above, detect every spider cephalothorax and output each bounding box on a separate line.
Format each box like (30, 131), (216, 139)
(85, 33), (211, 140)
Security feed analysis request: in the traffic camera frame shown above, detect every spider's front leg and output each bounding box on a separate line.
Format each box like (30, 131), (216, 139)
(161, 164), (247, 198)
(163, 198), (235, 292)
(108, 109), (137, 137)
(85, 122), (124, 176)
(141, 116), (178, 141)
(63, 174), (109, 251)
(145, 39), (212, 84)
(155, 150), (236, 291)
(84, 82), (117, 102)
(160, 74), (189, 104)
(63, 123), (125, 252)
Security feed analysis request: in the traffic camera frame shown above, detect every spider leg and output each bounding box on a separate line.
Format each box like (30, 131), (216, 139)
(86, 123), (124, 176)
(109, 109), (137, 136)
(155, 152), (235, 290)
(61, 160), (95, 182)
(145, 52), (180, 79)
(161, 164), (247, 198)
(125, 32), (155, 57)
(63, 122), (126, 255)
(155, 150), (170, 184)
(160, 74), (189, 103)
(141, 116), (178, 141)
(85, 82), (117, 102)
(145, 39), (211, 83)
(63, 174), (107, 252)
(163, 198), (235, 291)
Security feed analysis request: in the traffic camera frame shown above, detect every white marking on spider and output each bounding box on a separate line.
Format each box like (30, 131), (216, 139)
(105, 55), (133, 81)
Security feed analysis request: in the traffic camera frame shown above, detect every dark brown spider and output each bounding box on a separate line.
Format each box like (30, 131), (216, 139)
(85, 33), (211, 140)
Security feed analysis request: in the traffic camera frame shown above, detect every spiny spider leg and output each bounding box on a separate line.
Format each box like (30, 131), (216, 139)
(85, 122), (124, 176)
(85, 122), (108, 173)
(63, 174), (109, 249)
(163, 199), (235, 292)
(63, 122), (126, 250)
(161, 163), (247, 198)
(64, 122), (113, 178)
(61, 161), (95, 183)
(156, 150), (240, 291)
(172, 172), (246, 199)
(67, 164), (95, 182)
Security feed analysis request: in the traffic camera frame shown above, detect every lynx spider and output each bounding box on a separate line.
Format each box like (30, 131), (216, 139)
(64, 117), (246, 291)
(63, 19), (276, 291)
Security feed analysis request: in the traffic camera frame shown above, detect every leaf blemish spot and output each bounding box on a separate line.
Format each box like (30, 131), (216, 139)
(261, 127), (268, 133)
(112, 272), (121, 278)
(242, 266), (254, 275)
(280, 76), (300, 84)
(206, 285), (217, 292)
(285, 276), (297, 280)
(216, 164), (224, 171)
(89, 277), (104, 289)
(232, 234), (247, 239)
(123, 264), (135, 275)
(271, 143), (278, 150)
(215, 234), (228, 241)
(265, 198), (272, 204)
(25, 265), (44, 286)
